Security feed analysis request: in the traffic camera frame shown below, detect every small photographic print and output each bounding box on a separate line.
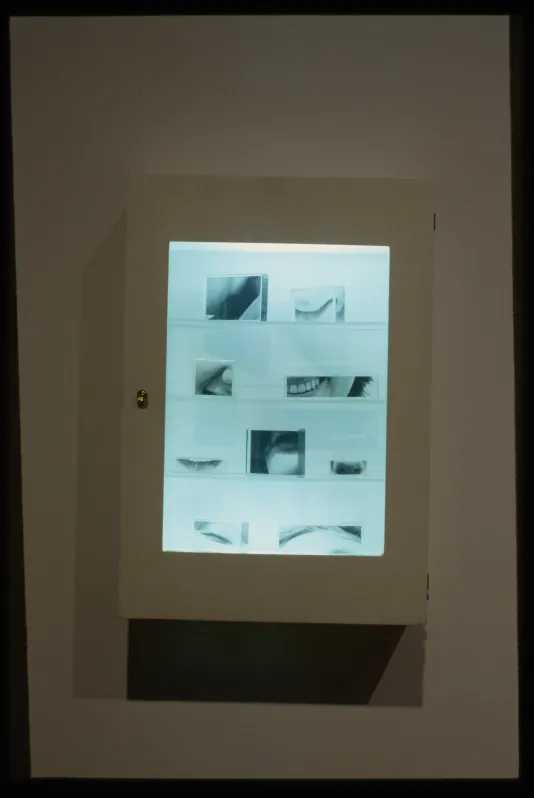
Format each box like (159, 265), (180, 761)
(278, 524), (363, 555)
(193, 520), (249, 552)
(205, 274), (268, 320)
(290, 286), (345, 323)
(330, 460), (368, 475)
(247, 429), (306, 476)
(285, 375), (376, 399)
(173, 457), (224, 474)
(194, 359), (233, 396)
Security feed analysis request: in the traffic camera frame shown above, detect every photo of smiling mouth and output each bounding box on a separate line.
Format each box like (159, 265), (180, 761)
(286, 377), (329, 396)
(286, 375), (374, 399)
(291, 286), (345, 323)
(175, 458), (222, 473)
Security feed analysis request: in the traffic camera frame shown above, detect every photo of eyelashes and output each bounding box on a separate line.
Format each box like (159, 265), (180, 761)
(174, 457), (224, 474)
(285, 376), (376, 399)
(205, 274), (268, 321)
(290, 286), (345, 323)
(192, 520), (249, 552)
(278, 524), (362, 555)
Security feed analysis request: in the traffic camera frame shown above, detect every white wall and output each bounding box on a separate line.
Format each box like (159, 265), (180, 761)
(10, 15), (517, 778)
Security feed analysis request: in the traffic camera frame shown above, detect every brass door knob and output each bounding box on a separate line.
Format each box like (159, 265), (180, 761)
(136, 389), (148, 409)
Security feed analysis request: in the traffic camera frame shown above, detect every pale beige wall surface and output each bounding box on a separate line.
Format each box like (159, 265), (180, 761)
(10, 15), (517, 778)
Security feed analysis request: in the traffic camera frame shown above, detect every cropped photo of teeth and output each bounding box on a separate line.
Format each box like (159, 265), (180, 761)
(286, 376), (375, 398)
(290, 286), (345, 323)
(192, 520), (249, 552)
(174, 458), (223, 474)
(330, 460), (368, 475)
(205, 274), (268, 321)
(278, 525), (363, 555)
(248, 429), (306, 476)
(194, 359), (233, 396)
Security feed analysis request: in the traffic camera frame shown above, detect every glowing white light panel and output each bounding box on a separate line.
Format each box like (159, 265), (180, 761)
(162, 242), (390, 556)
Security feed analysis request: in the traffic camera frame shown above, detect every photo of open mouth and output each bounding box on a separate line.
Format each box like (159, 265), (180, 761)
(194, 360), (233, 396)
(291, 286), (345, 323)
(285, 376), (374, 398)
(330, 460), (368, 475)
(175, 458), (222, 473)
(248, 429), (306, 476)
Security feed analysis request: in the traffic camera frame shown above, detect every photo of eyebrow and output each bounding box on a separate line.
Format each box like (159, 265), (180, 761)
(290, 286), (345, 323)
(278, 525), (363, 555)
(193, 520), (249, 551)
(330, 460), (368, 475)
(174, 458), (223, 473)
(194, 359), (233, 396)
(205, 274), (268, 321)
(247, 429), (306, 476)
(285, 376), (375, 399)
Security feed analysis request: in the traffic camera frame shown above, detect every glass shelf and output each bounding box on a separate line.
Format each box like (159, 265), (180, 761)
(167, 318), (388, 329)
(165, 394), (387, 407)
(165, 472), (385, 483)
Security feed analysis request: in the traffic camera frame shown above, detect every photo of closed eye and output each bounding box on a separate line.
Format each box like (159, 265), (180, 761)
(174, 457), (223, 474)
(330, 460), (367, 475)
(286, 376), (375, 399)
(248, 429), (306, 476)
(290, 286), (345, 323)
(205, 275), (268, 321)
(279, 525), (362, 555)
(193, 520), (249, 553)
(194, 359), (233, 396)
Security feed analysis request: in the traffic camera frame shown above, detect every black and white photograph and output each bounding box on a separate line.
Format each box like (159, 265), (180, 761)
(290, 286), (345, 323)
(174, 457), (224, 474)
(330, 460), (368, 475)
(205, 274), (268, 320)
(247, 429), (306, 476)
(285, 375), (376, 399)
(192, 520), (249, 552)
(278, 524), (363, 555)
(194, 359), (233, 396)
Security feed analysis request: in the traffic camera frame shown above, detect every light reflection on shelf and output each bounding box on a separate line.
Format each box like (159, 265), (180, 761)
(167, 318), (388, 329)
(164, 472), (385, 482)
(165, 394), (387, 406)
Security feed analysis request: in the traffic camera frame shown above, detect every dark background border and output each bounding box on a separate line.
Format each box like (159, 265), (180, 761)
(509, 12), (529, 784)
(5, 10), (30, 782)
(5, 12), (527, 781)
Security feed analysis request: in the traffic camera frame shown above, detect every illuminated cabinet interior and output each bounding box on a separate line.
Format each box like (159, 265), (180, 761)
(163, 242), (390, 558)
